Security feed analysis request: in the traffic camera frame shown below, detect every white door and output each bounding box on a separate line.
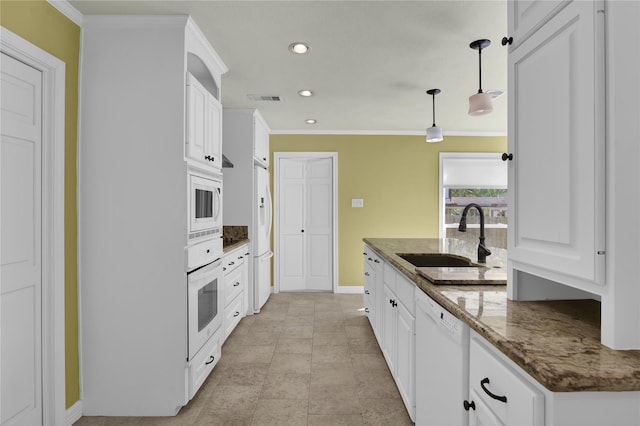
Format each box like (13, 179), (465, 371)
(1, 52), (43, 426)
(277, 155), (334, 292)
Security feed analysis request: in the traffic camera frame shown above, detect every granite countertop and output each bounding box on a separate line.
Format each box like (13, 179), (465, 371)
(364, 237), (640, 392)
(223, 238), (250, 253)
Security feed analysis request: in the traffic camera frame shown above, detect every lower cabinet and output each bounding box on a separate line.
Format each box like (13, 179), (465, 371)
(223, 244), (248, 339)
(188, 328), (221, 399)
(378, 260), (416, 421)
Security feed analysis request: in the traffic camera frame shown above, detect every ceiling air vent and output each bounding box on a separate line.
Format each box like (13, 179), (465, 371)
(247, 94), (282, 102)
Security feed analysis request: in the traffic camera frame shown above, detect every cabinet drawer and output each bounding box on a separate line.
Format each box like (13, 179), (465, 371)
(469, 336), (544, 425)
(188, 331), (221, 400)
(224, 266), (243, 306)
(383, 261), (396, 293)
(225, 293), (244, 338)
(223, 252), (245, 274)
(395, 273), (415, 315)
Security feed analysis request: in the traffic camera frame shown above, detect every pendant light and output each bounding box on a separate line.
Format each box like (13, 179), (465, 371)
(426, 89), (443, 143)
(468, 39), (493, 116)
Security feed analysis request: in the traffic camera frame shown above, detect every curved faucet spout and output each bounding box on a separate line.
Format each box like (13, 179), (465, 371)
(458, 203), (492, 263)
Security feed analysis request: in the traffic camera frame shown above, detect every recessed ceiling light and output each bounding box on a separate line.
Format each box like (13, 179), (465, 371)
(305, 119), (317, 124)
(289, 42), (311, 54)
(298, 90), (313, 97)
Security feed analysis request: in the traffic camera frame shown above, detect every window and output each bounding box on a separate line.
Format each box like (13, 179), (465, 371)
(439, 153), (508, 249)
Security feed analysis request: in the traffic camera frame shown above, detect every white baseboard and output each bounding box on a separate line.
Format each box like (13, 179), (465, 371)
(66, 400), (82, 425)
(336, 286), (364, 294)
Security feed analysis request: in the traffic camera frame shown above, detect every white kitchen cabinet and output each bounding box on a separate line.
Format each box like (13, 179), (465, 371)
(507, 0), (606, 296)
(254, 115), (270, 167)
(223, 244), (249, 339)
(468, 335), (544, 426)
(468, 330), (640, 426)
(506, 0), (570, 50)
(79, 16), (227, 416)
(363, 245), (383, 344)
(186, 72), (222, 170)
(380, 262), (415, 421)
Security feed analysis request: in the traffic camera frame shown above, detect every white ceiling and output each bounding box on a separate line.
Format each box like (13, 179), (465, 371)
(69, 0), (508, 134)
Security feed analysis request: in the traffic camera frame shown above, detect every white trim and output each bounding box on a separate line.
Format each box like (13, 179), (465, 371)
(271, 129), (507, 137)
(65, 400), (82, 426)
(1, 26), (67, 426)
(47, 0), (84, 27)
(273, 152), (338, 294)
(336, 286), (364, 294)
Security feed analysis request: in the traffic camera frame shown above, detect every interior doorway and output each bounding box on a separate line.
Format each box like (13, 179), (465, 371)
(274, 153), (337, 293)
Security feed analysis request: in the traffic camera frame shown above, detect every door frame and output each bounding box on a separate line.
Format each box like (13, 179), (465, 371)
(274, 152), (338, 293)
(1, 27), (66, 425)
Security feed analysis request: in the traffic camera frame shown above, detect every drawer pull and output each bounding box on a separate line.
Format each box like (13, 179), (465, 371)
(233, 311), (240, 317)
(233, 282), (240, 287)
(374, 259), (380, 263)
(480, 377), (507, 403)
(368, 257), (373, 261)
(463, 400), (476, 411)
(365, 308), (370, 313)
(365, 290), (370, 294)
(228, 261), (235, 266)
(205, 355), (215, 365)
(364, 272), (370, 277)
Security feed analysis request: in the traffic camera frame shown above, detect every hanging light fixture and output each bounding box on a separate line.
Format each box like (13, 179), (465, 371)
(468, 39), (493, 116)
(426, 89), (443, 143)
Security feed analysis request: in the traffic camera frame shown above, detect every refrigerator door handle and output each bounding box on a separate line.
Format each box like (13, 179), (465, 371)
(259, 250), (274, 260)
(265, 180), (273, 242)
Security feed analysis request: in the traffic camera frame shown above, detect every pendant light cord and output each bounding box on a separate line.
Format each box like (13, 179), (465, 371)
(478, 47), (483, 94)
(432, 93), (436, 127)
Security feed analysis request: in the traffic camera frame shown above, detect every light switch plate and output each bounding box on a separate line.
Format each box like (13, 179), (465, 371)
(352, 198), (364, 208)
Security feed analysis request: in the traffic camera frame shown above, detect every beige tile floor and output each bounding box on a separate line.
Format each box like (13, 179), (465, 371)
(73, 293), (414, 426)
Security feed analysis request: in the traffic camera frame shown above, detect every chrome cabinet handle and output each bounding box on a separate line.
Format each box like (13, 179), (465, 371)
(205, 355), (215, 365)
(480, 378), (507, 403)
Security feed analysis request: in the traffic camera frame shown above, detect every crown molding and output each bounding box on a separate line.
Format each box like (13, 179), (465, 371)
(270, 129), (507, 137)
(47, 0), (84, 27)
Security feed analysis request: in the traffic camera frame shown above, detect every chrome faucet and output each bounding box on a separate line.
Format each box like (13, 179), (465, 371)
(458, 203), (492, 263)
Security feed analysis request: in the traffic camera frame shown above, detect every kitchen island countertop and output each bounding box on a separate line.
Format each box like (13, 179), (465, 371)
(364, 237), (640, 392)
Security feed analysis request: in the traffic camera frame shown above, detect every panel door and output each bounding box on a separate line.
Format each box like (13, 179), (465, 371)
(278, 159), (305, 291)
(277, 156), (334, 292)
(1, 52), (43, 426)
(305, 158), (333, 291)
(508, 0), (605, 286)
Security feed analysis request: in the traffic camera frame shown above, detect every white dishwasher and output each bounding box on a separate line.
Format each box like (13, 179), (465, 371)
(415, 289), (470, 426)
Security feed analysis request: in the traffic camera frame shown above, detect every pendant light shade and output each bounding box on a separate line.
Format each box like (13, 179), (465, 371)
(426, 88), (443, 143)
(468, 39), (493, 116)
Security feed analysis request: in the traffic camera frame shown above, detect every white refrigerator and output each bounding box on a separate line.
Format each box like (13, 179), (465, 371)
(254, 165), (273, 311)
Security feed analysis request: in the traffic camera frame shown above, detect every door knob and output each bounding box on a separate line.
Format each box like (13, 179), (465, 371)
(502, 153), (513, 161)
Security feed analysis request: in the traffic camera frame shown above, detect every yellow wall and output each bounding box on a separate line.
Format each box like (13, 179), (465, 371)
(1, 0), (80, 408)
(270, 134), (507, 287)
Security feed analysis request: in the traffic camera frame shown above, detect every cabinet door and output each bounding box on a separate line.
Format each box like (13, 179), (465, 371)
(508, 0), (605, 287)
(382, 284), (396, 374)
(395, 302), (415, 420)
(468, 389), (505, 426)
(254, 116), (269, 166)
(186, 74), (208, 163)
(206, 96), (222, 169)
(507, 0), (570, 49)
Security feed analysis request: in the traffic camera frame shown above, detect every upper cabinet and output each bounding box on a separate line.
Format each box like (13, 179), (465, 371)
(507, 0), (571, 50)
(507, 0), (605, 294)
(253, 112), (270, 167)
(186, 72), (222, 170)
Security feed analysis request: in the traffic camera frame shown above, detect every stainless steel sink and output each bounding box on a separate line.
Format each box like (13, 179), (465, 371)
(396, 253), (474, 268)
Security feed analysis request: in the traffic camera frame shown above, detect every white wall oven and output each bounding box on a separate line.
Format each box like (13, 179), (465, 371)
(187, 258), (223, 360)
(189, 171), (222, 241)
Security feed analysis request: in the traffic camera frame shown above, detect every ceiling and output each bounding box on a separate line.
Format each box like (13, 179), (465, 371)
(69, 0), (508, 134)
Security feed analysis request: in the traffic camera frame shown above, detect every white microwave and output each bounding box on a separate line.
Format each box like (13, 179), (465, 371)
(188, 172), (222, 241)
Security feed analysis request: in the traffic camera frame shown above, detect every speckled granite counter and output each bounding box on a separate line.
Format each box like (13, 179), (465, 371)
(364, 237), (640, 392)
